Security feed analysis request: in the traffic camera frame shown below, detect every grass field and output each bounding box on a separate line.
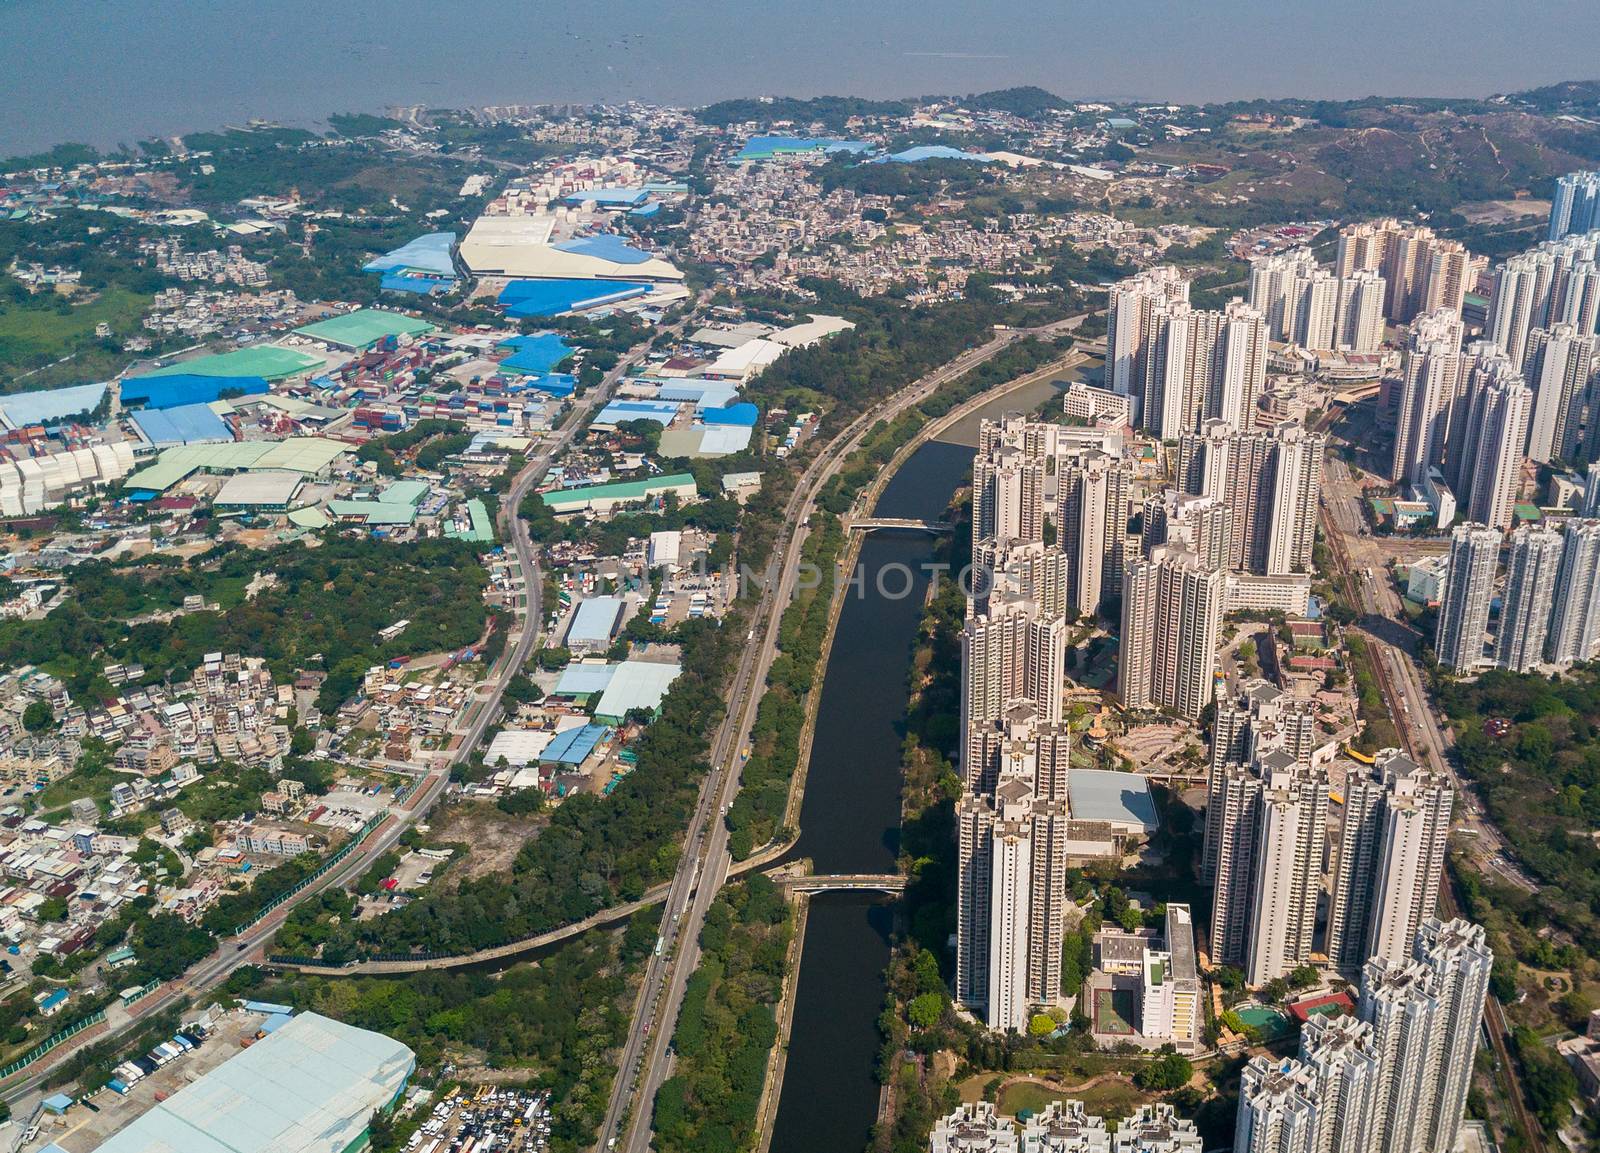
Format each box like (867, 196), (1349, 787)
(997, 1077), (1148, 1122)
(0, 286), (151, 389)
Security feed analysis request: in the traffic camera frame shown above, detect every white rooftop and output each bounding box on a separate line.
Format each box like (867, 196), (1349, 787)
(95, 1012), (415, 1153)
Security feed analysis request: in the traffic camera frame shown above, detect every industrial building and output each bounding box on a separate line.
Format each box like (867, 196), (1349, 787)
(291, 309), (438, 351)
(0, 382), (108, 430)
(566, 595), (628, 653)
(498, 278), (654, 318)
(594, 659), (682, 723)
(212, 470), (306, 512)
(540, 473), (697, 516)
(459, 216), (683, 282)
(362, 231), (458, 295)
(134, 346), (323, 383)
(125, 437), (350, 494)
(129, 402), (234, 447)
(328, 479), (432, 527)
(94, 1011), (414, 1153)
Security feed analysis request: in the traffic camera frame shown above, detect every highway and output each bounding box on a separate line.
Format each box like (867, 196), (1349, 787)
(0, 321), (668, 1109)
(1317, 430), (1542, 1150)
(599, 314), (1088, 1153)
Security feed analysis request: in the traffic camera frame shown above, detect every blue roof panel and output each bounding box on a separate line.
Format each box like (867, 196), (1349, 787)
(563, 188), (649, 207)
(0, 382), (108, 428)
(121, 374), (269, 410)
(362, 231), (457, 277)
(879, 145), (995, 163)
(130, 402), (233, 446)
(380, 272), (453, 295)
(552, 234), (654, 265)
(497, 334), (574, 375)
(597, 399), (681, 426)
(699, 402), (759, 427)
(498, 278), (651, 318)
(540, 723), (610, 765)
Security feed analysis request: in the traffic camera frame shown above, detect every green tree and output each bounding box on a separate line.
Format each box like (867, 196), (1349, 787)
(908, 993), (944, 1029)
(22, 700), (53, 732)
(1135, 1050), (1194, 1091)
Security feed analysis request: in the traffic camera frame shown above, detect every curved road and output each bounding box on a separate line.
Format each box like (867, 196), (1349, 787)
(0, 319), (673, 1109)
(599, 314), (1088, 1153)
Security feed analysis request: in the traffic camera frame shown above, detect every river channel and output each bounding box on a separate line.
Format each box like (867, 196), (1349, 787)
(769, 434), (977, 1153)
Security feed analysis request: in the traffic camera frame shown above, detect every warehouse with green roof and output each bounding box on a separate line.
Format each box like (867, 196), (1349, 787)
(328, 478), (433, 526)
(292, 309), (437, 350)
(541, 473), (697, 516)
(141, 346), (324, 380)
(125, 437), (351, 493)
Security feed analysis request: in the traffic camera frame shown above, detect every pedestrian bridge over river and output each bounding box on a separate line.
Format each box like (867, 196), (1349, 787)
(846, 517), (953, 535)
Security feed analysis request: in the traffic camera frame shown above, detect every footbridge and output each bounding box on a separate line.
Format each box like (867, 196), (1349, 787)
(766, 868), (907, 895)
(847, 517), (953, 535)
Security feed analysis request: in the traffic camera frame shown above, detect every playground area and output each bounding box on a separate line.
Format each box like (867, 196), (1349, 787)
(1234, 1005), (1294, 1041)
(1093, 986), (1138, 1037)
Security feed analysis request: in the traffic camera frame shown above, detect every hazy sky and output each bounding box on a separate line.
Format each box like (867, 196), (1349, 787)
(3, 0), (1598, 154)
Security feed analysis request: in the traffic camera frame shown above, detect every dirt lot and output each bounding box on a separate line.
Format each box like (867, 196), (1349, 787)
(429, 799), (539, 883)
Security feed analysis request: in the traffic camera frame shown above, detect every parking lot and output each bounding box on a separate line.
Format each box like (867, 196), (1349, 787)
(19, 1009), (269, 1152)
(405, 1085), (553, 1152)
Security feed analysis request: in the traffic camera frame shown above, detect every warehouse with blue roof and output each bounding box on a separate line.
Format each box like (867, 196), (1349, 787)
(594, 399), (682, 428)
(499, 278), (653, 318)
(540, 723), (610, 767)
(0, 381), (108, 429)
(564, 187), (650, 208)
(878, 145), (996, 163)
(363, 231), (457, 295)
(122, 373), (270, 410)
(130, 402), (234, 446)
(496, 332), (575, 375)
(700, 402), (759, 427)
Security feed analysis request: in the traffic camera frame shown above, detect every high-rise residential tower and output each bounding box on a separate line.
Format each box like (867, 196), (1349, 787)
(1550, 170), (1600, 241)
(1435, 523), (1501, 672)
(1178, 420), (1324, 574)
(1457, 352), (1531, 531)
(1522, 324), (1596, 464)
(1336, 219), (1471, 324)
(1495, 524), (1565, 671)
(1235, 1055), (1322, 1153)
(1204, 680), (1318, 880)
(1210, 748), (1328, 985)
(1390, 310), (1467, 485)
(1106, 266), (1190, 416)
(1118, 546), (1224, 718)
(1327, 749), (1454, 971)
(1548, 519), (1600, 667)
(1236, 918), (1494, 1153)
(1360, 918), (1493, 1153)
